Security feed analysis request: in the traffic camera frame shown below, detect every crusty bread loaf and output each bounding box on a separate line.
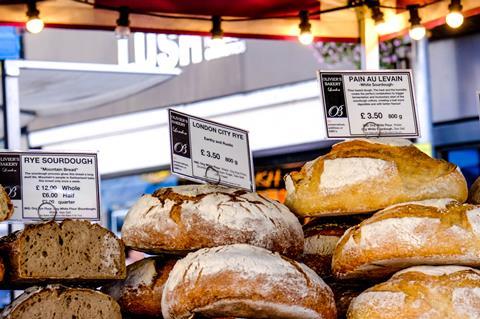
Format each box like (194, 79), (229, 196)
(1, 284), (122, 319)
(333, 199), (480, 279)
(0, 185), (13, 221)
(285, 138), (468, 217)
(469, 176), (480, 204)
(161, 244), (337, 319)
(301, 216), (367, 281)
(122, 185), (304, 258)
(0, 219), (126, 286)
(347, 266), (480, 319)
(103, 256), (177, 317)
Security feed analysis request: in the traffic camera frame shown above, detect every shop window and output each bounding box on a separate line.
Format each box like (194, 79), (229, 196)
(446, 148), (480, 186)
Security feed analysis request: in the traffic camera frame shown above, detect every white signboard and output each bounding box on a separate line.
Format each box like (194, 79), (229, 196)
(318, 70), (420, 138)
(168, 109), (254, 191)
(0, 151), (100, 221)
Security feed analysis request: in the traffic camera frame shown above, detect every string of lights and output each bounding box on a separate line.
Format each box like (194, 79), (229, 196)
(25, 0), (467, 44)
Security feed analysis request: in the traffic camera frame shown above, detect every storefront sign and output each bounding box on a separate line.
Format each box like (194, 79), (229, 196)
(0, 151), (100, 221)
(169, 109), (254, 191)
(318, 70), (420, 138)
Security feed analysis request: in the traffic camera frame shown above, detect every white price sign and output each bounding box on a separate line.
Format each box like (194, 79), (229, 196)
(0, 151), (100, 221)
(169, 109), (255, 191)
(318, 70), (420, 138)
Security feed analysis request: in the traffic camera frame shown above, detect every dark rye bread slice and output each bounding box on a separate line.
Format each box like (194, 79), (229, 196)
(0, 285), (122, 319)
(0, 185), (13, 222)
(0, 219), (126, 287)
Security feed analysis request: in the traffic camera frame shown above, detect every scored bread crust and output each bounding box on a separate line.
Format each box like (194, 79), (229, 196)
(347, 266), (480, 319)
(103, 256), (177, 317)
(284, 139), (468, 217)
(0, 219), (126, 286)
(0, 185), (14, 222)
(469, 176), (480, 204)
(122, 185), (304, 258)
(1, 284), (122, 319)
(161, 244), (337, 319)
(332, 199), (480, 279)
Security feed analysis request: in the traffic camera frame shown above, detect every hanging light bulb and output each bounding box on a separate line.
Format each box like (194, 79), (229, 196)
(446, 0), (464, 28)
(25, 0), (44, 34)
(298, 10), (313, 45)
(408, 5), (426, 41)
(371, 6), (387, 34)
(210, 15), (224, 45)
(115, 7), (131, 39)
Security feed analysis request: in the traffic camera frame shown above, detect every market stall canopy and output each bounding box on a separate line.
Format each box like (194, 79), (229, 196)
(0, 0), (479, 41)
(0, 60), (179, 139)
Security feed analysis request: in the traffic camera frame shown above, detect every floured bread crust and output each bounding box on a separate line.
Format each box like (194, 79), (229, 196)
(161, 244), (336, 319)
(333, 199), (480, 279)
(1, 284), (122, 319)
(284, 139), (468, 217)
(0, 185), (13, 222)
(122, 185), (304, 258)
(103, 257), (177, 317)
(469, 176), (480, 204)
(348, 266), (480, 319)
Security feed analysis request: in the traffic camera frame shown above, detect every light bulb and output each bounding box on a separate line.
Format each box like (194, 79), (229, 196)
(446, 11), (464, 28)
(299, 31), (313, 45)
(26, 17), (44, 34)
(409, 25), (426, 40)
(375, 21), (388, 34)
(115, 25), (130, 39)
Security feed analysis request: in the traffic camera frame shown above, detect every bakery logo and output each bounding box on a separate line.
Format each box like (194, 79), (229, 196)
(170, 112), (191, 159)
(0, 154), (22, 200)
(321, 74), (348, 118)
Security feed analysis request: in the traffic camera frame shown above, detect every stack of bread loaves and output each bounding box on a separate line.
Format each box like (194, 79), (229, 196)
(284, 138), (480, 318)
(105, 184), (337, 318)
(0, 187), (125, 319)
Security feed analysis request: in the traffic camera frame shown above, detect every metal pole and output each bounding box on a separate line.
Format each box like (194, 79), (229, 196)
(357, 6), (380, 70)
(411, 38), (433, 147)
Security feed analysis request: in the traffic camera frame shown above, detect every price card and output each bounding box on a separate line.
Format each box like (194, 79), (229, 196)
(0, 151), (100, 221)
(318, 70), (420, 138)
(168, 109), (255, 191)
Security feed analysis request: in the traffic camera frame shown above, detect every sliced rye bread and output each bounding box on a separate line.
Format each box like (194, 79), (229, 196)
(1, 284), (122, 319)
(0, 219), (126, 287)
(0, 185), (13, 222)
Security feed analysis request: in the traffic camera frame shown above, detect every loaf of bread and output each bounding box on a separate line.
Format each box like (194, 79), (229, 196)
(0, 185), (13, 221)
(1, 284), (122, 319)
(347, 266), (480, 319)
(302, 216), (367, 280)
(469, 176), (480, 204)
(333, 199), (480, 279)
(285, 138), (468, 217)
(0, 219), (126, 286)
(103, 256), (177, 317)
(161, 244), (337, 319)
(122, 185), (304, 258)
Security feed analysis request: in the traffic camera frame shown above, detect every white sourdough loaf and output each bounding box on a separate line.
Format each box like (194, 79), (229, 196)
(0, 185), (13, 221)
(333, 199), (480, 279)
(285, 138), (468, 217)
(161, 244), (337, 319)
(348, 266), (480, 319)
(0, 219), (126, 286)
(1, 285), (122, 319)
(122, 185), (304, 258)
(103, 256), (178, 317)
(469, 176), (480, 204)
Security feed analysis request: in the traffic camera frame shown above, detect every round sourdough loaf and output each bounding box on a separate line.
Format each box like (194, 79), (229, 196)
(284, 138), (468, 217)
(333, 199), (480, 279)
(103, 257), (177, 317)
(161, 244), (337, 319)
(348, 266), (480, 319)
(1, 285), (122, 319)
(122, 185), (304, 258)
(0, 185), (13, 222)
(469, 176), (480, 204)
